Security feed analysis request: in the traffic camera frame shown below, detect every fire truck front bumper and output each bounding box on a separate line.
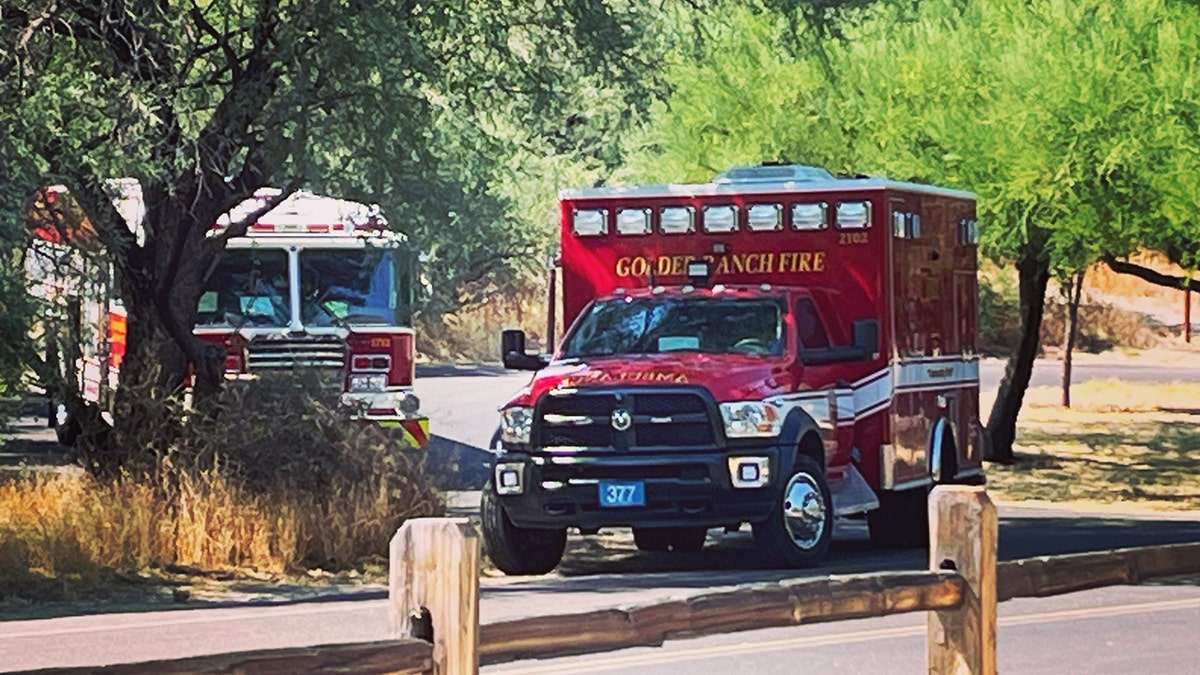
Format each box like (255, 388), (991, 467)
(342, 390), (429, 449)
(493, 449), (781, 530)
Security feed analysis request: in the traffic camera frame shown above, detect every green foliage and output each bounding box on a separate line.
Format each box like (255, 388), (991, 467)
(978, 273), (1023, 356)
(627, 0), (1200, 278)
(0, 183), (34, 398)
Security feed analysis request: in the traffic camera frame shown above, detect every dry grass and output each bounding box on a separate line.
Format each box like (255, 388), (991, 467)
(0, 373), (444, 604)
(416, 284), (556, 363)
(986, 380), (1200, 510)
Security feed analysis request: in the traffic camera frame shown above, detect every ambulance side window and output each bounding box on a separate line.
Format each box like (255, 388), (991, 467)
(794, 298), (830, 349)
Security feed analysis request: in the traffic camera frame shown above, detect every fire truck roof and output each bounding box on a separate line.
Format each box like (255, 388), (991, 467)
(560, 174), (975, 202)
(215, 189), (391, 234)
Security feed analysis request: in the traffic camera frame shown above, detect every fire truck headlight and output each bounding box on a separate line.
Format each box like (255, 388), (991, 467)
(398, 392), (421, 414)
(720, 401), (783, 438)
(500, 406), (534, 445)
(348, 374), (388, 393)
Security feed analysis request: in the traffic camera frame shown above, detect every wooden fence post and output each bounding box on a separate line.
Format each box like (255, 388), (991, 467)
(390, 518), (481, 675)
(927, 486), (997, 675)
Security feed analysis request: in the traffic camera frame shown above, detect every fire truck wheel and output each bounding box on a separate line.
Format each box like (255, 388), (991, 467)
(54, 407), (81, 448)
(632, 527), (708, 553)
(867, 488), (929, 549)
(753, 455), (833, 568)
(481, 481), (567, 575)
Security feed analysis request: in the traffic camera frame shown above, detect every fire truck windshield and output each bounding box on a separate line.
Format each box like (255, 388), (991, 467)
(561, 296), (785, 359)
(196, 247), (401, 329)
(196, 250), (290, 328)
(299, 248), (398, 327)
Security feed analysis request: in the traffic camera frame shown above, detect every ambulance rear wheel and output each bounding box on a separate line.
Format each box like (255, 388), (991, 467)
(481, 481), (566, 575)
(632, 527), (708, 553)
(867, 487), (929, 549)
(753, 455), (833, 568)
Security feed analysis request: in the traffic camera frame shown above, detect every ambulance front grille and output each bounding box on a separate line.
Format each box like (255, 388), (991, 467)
(535, 389), (716, 451)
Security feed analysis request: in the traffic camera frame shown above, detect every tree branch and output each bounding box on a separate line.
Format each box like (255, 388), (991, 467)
(1102, 256), (1200, 292)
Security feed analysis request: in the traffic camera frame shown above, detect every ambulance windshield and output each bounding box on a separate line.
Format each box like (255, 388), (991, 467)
(561, 296), (785, 358)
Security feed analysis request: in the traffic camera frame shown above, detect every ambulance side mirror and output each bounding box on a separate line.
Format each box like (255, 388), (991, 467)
(501, 329), (548, 371)
(852, 319), (880, 359)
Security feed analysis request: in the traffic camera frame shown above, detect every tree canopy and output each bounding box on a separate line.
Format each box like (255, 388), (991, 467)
(621, 0), (1200, 458)
(0, 0), (692, 467)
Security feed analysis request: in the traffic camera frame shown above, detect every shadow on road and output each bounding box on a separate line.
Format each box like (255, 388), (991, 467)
(416, 363), (510, 378)
(423, 435), (492, 491)
(480, 513), (1200, 597)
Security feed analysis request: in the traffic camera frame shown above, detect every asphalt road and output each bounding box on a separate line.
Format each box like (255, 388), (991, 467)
(3, 357), (1199, 672)
(412, 357), (1200, 491)
(483, 583), (1200, 675)
(3, 506), (1200, 672)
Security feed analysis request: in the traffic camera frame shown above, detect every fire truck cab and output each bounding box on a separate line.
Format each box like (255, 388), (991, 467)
(32, 186), (429, 450)
(195, 189), (429, 447)
(484, 164), (982, 574)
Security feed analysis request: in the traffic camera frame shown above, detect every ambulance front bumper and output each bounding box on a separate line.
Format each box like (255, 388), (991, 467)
(493, 449), (780, 530)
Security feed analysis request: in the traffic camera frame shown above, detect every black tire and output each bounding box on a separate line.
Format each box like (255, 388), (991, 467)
(753, 454), (833, 568)
(934, 425), (959, 485)
(867, 487), (929, 549)
(480, 481), (566, 575)
(632, 527), (708, 553)
(55, 415), (81, 448)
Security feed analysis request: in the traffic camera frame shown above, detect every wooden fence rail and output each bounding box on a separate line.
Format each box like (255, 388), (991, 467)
(20, 487), (1200, 675)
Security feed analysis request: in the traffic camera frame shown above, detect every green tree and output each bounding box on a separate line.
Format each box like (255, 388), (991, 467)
(626, 0), (1200, 461)
(0, 0), (682, 472)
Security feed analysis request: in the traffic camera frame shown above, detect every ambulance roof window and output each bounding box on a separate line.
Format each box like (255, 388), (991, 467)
(660, 206), (695, 234)
(616, 208), (651, 236)
(703, 205), (738, 233)
(836, 201), (871, 230)
(573, 209), (608, 236)
(792, 203), (828, 230)
(893, 211), (920, 239)
(747, 204), (783, 232)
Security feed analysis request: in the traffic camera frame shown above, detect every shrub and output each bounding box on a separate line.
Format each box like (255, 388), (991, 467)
(0, 371), (442, 600)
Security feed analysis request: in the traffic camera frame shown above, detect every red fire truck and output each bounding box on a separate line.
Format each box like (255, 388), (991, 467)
(484, 164), (983, 574)
(31, 186), (429, 449)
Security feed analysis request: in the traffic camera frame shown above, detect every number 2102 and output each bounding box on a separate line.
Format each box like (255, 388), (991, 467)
(838, 231), (869, 245)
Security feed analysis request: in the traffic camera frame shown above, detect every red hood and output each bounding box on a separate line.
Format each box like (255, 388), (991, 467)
(503, 353), (790, 409)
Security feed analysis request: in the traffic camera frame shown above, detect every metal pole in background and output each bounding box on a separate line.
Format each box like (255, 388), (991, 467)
(1186, 285), (1192, 343)
(546, 254), (558, 354)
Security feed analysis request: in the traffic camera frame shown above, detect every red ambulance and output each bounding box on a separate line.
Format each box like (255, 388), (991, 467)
(485, 164), (983, 574)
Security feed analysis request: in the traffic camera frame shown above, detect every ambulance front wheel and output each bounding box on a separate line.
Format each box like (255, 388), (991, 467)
(481, 481), (567, 575)
(753, 454), (833, 568)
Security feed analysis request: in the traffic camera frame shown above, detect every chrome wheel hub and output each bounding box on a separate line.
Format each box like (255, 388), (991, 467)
(781, 473), (827, 550)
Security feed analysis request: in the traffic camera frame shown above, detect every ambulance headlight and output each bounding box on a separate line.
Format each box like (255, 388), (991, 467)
(500, 406), (534, 445)
(348, 374), (387, 393)
(720, 401), (782, 438)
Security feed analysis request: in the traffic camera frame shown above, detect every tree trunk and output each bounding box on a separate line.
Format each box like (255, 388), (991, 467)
(94, 186), (227, 476)
(1061, 270), (1084, 408)
(984, 253), (1051, 463)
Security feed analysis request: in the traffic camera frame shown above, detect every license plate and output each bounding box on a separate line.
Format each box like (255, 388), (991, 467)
(598, 481), (645, 508)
